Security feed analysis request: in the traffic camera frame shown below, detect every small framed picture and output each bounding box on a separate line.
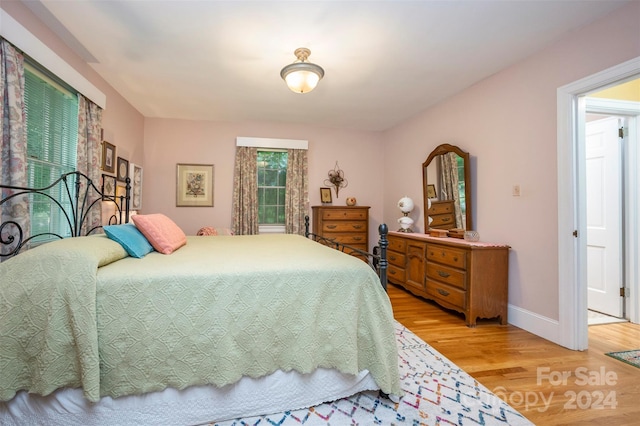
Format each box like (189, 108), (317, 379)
(320, 187), (332, 204)
(101, 174), (116, 200)
(102, 141), (115, 173)
(129, 163), (143, 210)
(117, 157), (129, 182)
(176, 163), (214, 207)
(427, 184), (437, 199)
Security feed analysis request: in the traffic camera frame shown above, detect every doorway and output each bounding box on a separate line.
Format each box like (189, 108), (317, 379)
(585, 94), (639, 328)
(557, 56), (640, 350)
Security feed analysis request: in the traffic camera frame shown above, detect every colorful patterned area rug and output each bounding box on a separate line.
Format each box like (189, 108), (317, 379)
(213, 321), (533, 425)
(605, 349), (640, 369)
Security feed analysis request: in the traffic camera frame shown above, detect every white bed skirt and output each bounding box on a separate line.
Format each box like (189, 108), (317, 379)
(0, 368), (378, 425)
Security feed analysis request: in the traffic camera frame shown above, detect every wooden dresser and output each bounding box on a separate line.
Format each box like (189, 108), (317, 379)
(388, 231), (509, 327)
(311, 206), (369, 258)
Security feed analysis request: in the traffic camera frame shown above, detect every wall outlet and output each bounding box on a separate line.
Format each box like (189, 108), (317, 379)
(512, 184), (521, 196)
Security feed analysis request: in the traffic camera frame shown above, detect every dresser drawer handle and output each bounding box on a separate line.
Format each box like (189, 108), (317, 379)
(437, 270), (450, 278)
(353, 236), (363, 241)
(442, 217), (451, 222)
(390, 255), (396, 261)
(390, 270), (396, 275)
(326, 225), (337, 229)
(353, 225), (363, 229)
(437, 288), (450, 297)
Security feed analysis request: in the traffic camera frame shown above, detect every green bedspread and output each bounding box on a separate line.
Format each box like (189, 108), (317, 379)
(0, 236), (127, 402)
(1, 234), (401, 402)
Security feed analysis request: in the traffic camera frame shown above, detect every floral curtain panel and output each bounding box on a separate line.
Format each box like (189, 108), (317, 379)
(76, 94), (103, 234)
(232, 146), (259, 235)
(0, 39), (28, 258)
(439, 152), (464, 228)
(285, 149), (309, 235)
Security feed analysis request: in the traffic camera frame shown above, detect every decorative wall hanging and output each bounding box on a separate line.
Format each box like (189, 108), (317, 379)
(116, 157), (129, 182)
(102, 141), (115, 173)
(176, 163), (214, 207)
(324, 161), (348, 197)
(129, 163), (143, 210)
(101, 174), (116, 200)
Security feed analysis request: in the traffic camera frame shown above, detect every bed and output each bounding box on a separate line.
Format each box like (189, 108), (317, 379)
(0, 172), (401, 425)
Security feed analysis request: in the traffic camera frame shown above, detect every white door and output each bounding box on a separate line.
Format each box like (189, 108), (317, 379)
(586, 116), (623, 317)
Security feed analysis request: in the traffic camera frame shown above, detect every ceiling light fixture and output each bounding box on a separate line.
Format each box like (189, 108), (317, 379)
(280, 47), (324, 94)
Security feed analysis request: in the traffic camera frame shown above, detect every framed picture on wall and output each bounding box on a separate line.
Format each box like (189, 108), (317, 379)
(117, 157), (129, 182)
(102, 141), (115, 173)
(101, 174), (116, 200)
(129, 163), (143, 210)
(176, 163), (214, 207)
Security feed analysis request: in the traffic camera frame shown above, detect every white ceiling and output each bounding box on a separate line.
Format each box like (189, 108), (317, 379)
(25, 0), (628, 132)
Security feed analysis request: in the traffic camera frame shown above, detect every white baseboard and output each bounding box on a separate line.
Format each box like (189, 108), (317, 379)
(508, 303), (562, 347)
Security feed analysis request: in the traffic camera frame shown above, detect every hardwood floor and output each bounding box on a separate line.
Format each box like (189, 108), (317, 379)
(388, 284), (640, 426)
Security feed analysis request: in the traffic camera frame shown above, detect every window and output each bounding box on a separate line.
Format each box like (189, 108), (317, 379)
(257, 150), (287, 226)
(24, 62), (79, 241)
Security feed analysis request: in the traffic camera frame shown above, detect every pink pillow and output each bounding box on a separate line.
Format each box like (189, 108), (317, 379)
(132, 214), (187, 254)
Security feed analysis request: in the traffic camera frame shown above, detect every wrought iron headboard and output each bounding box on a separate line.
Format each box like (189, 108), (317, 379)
(304, 215), (388, 291)
(0, 171), (130, 258)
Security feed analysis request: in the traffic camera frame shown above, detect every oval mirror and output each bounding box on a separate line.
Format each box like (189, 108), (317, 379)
(422, 144), (472, 231)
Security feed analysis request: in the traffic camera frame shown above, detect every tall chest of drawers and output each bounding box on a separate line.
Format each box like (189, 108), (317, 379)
(311, 206), (369, 258)
(427, 200), (456, 229)
(387, 231), (510, 327)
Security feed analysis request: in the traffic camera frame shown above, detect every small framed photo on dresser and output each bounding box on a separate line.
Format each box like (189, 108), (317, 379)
(427, 184), (437, 199)
(320, 187), (332, 204)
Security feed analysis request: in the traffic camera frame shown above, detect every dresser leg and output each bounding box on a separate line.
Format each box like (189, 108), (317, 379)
(466, 316), (477, 327)
(500, 314), (508, 325)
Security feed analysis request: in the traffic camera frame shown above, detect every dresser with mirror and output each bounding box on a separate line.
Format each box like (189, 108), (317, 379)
(388, 144), (510, 327)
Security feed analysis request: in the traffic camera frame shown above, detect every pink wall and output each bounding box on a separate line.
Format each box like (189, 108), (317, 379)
(1, 1), (145, 168)
(382, 2), (640, 322)
(143, 119), (385, 243)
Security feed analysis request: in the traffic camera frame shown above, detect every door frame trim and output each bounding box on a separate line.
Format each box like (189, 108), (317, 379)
(557, 56), (640, 350)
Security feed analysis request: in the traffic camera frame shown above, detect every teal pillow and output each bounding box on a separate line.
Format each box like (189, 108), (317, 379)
(103, 223), (154, 258)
